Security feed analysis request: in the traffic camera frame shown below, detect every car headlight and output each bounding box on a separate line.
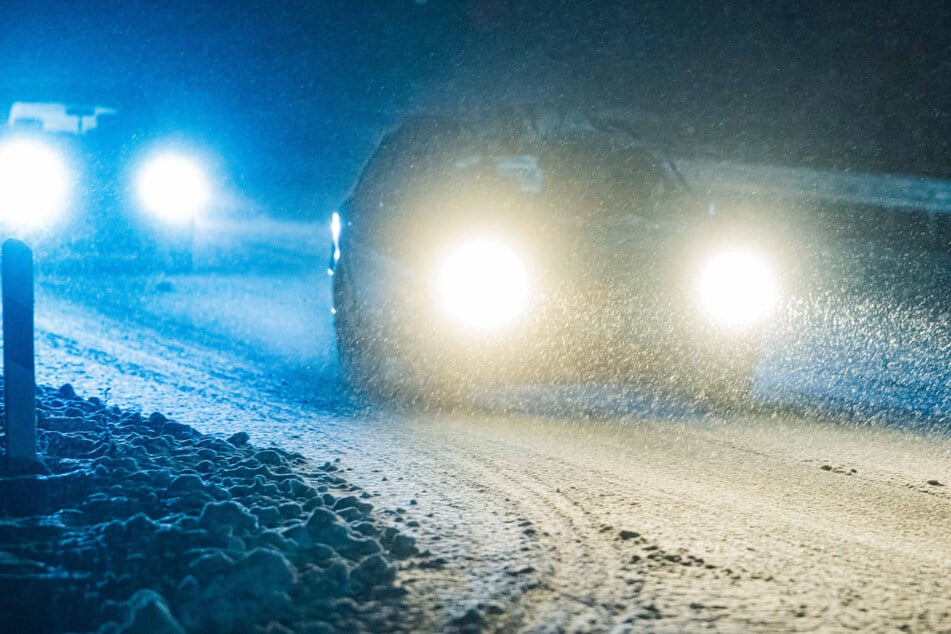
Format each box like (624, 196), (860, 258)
(0, 138), (70, 231)
(436, 238), (530, 331)
(697, 249), (779, 328)
(136, 153), (210, 223)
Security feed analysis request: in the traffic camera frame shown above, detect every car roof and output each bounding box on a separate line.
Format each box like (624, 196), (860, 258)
(6, 102), (119, 136)
(393, 106), (658, 151)
(388, 106), (689, 190)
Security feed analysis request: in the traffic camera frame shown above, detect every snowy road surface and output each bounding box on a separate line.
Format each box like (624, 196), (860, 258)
(24, 217), (951, 631)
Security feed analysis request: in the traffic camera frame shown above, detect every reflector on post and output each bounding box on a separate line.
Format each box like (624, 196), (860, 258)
(2, 238), (36, 468)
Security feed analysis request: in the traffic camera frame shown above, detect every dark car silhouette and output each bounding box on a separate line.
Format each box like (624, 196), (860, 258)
(330, 108), (786, 406)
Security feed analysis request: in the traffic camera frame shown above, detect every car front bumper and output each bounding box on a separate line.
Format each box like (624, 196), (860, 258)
(370, 275), (766, 387)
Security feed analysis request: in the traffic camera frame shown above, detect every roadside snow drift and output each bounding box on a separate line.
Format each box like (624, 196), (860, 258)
(0, 381), (416, 633)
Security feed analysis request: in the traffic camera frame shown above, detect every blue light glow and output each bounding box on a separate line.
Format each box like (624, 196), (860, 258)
(0, 138), (70, 232)
(136, 153), (210, 223)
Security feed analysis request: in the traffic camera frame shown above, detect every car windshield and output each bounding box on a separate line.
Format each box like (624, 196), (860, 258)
(448, 140), (677, 218)
(533, 141), (676, 216)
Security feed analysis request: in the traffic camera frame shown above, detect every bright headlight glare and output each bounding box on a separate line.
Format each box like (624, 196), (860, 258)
(137, 153), (210, 223)
(0, 138), (70, 231)
(697, 250), (779, 328)
(437, 238), (530, 331)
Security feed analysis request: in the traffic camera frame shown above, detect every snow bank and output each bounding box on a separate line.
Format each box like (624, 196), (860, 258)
(0, 382), (415, 633)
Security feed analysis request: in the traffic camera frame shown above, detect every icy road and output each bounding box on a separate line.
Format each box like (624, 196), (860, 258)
(28, 216), (951, 632)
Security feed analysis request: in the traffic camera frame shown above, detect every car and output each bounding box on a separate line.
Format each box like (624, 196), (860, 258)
(330, 108), (788, 407)
(0, 101), (217, 271)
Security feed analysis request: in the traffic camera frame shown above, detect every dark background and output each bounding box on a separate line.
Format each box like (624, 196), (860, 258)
(1, 0), (948, 217)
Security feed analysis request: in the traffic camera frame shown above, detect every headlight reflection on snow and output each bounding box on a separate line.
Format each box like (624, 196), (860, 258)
(697, 249), (779, 329)
(0, 138), (70, 231)
(436, 238), (530, 331)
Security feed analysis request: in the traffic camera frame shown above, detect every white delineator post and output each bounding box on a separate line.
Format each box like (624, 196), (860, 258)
(3, 238), (36, 466)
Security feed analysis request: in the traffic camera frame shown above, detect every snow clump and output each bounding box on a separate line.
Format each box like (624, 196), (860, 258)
(0, 382), (415, 633)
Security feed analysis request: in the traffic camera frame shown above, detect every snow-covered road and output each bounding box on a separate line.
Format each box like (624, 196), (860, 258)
(24, 218), (951, 631)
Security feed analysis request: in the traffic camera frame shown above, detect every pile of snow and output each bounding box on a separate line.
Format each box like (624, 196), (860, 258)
(0, 382), (416, 633)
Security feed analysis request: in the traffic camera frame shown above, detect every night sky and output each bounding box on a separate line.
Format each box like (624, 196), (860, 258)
(1, 1), (949, 217)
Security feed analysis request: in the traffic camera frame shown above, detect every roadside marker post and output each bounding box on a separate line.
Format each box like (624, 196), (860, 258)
(2, 238), (36, 467)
